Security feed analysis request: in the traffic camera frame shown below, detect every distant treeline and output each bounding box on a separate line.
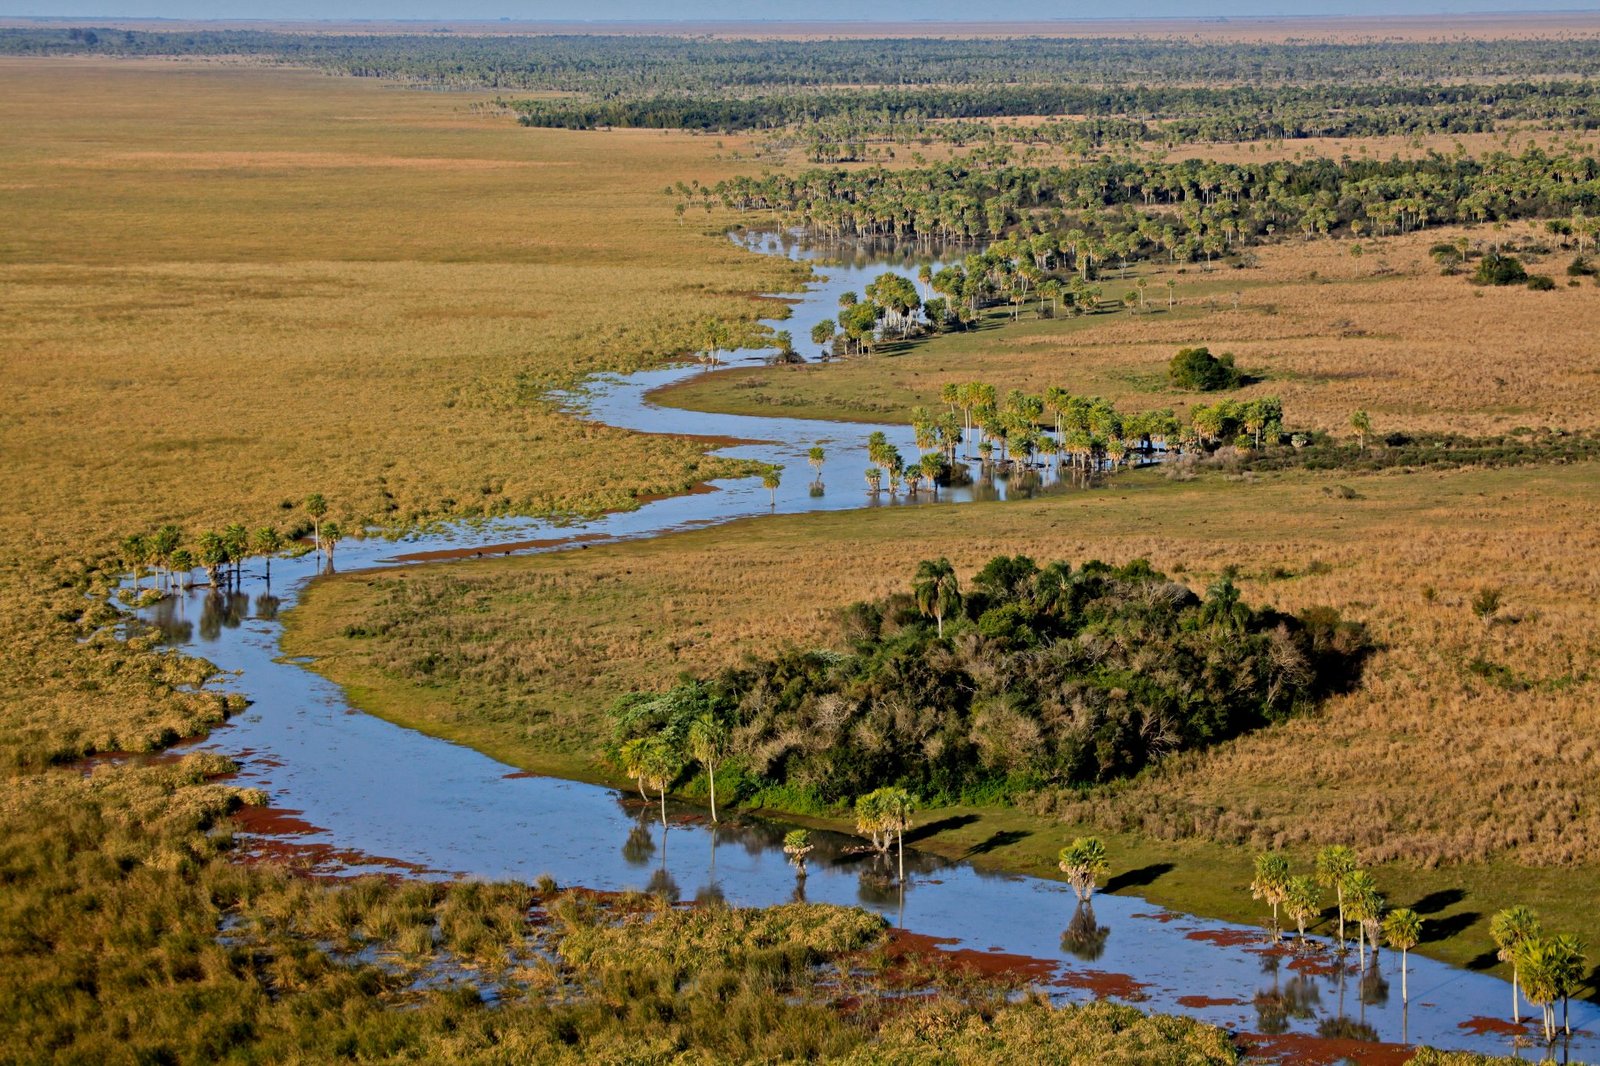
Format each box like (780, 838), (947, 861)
(9, 27), (1600, 95)
(510, 80), (1600, 136)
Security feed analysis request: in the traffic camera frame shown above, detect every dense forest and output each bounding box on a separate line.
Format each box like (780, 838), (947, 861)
(9, 27), (1600, 93)
(511, 80), (1600, 135)
(608, 557), (1368, 809)
(707, 149), (1600, 265)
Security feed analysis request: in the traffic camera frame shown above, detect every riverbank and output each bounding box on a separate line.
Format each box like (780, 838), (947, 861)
(282, 459), (1600, 1000)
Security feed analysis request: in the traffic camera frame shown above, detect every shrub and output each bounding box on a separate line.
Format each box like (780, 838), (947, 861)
(1472, 252), (1528, 286)
(1526, 274), (1556, 291)
(1167, 346), (1242, 391)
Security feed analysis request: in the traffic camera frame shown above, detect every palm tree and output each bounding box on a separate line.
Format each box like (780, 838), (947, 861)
(1349, 410), (1372, 450)
(1316, 845), (1359, 951)
(619, 737), (652, 801)
(638, 736), (683, 828)
(865, 466), (882, 496)
(120, 533), (149, 596)
(761, 466), (781, 509)
(878, 787), (914, 885)
(1550, 934), (1586, 1036)
(1284, 876), (1322, 943)
(1251, 853), (1293, 939)
(169, 548), (194, 591)
(304, 493), (328, 554)
(1344, 871), (1383, 971)
(221, 523), (249, 588)
(196, 531), (227, 588)
(1516, 938), (1562, 1042)
(1383, 908), (1423, 1005)
(320, 521), (342, 565)
(1491, 905), (1542, 1023)
(811, 319), (836, 359)
(150, 524), (181, 591)
(911, 558), (961, 637)
(253, 527), (282, 579)
(807, 445), (825, 484)
(783, 829), (814, 878)
(1057, 837), (1109, 903)
(687, 714), (728, 823)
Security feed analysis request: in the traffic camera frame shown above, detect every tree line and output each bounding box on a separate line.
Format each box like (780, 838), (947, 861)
(117, 494), (342, 598)
(15, 28), (1600, 95)
(711, 149), (1600, 268)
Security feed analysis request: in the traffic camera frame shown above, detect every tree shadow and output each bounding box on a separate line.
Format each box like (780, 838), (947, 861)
(1104, 862), (1175, 893)
(1421, 911), (1481, 944)
(1466, 949), (1501, 972)
(1408, 888), (1466, 915)
(902, 814), (979, 846)
(963, 829), (1031, 857)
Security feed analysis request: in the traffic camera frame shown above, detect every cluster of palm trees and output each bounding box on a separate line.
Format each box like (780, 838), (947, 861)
(619, 712), (730, 828)
(1250, 848), (1423, 1003)
(1490, 905), (1588, 1042)
(118, 495), (341, 595)
(862, 380), (1291, 496)
(1249, 847), (1588, 1040)
(853, 787), (915, 885)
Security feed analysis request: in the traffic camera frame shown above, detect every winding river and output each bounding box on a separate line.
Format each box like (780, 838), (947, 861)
(128, 232), (1594, 1063)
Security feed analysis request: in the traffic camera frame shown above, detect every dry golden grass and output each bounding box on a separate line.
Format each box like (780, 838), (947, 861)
(662, 223), (1600, 438)
(0, 58), (794, 562)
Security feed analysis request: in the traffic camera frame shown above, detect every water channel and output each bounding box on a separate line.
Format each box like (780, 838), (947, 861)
(125, 232), (1595, 1062)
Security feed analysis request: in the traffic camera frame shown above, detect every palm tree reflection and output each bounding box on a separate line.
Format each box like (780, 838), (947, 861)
(1061, 902), (1110, 962)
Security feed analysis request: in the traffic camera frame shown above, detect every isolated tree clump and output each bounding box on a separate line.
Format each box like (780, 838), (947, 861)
(609, 556), (1369, 809)
(1472, 251), (1528, 286)
(1168, 346), (1242, 391)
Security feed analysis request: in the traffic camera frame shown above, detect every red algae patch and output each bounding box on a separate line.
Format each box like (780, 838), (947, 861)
(1238, 1032), (1418, 1066)
(1052, 968), (1151, 1001)
(1177, 994), (1246, 1008)
(229, 805), (437, 879)
(885, 929), (1060, 984)
(1458, 1016), (1531, 1037)
(1187, 928), (1272, 949)
(1288, 952), (1348, 978)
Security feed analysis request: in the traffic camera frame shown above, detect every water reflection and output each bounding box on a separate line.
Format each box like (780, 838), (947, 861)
(1061, 902), (1110, 962)
(1255, 955), (1322, 1035)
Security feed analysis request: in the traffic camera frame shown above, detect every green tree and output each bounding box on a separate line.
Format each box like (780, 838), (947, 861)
(807, 444), (826, 483)
(1315, 845), (1359, 951)
(1250, 852), (1292, 938)
(304, 493), (328, 553)
(811, 318), (836, 358)
(1349, 409), (1372, 450)
(253, 527), (282, 579)
(1057, 837), (1109, 903)
(687, 714), (728, 823)
(120, 533), (150, 596)
(637, 735), (684, 828)
(1168, 346), (1241, 391)
(1284, 876), (1322, 942)
(222, 523), (249, 587)
(1383, 908), (1423, 1004)
(1550, 934), (1586, 1036)
(1344, 870), (1384, 970)
(196, 531), (227, 588)
(1491, 905), (1542, 1023)
(150, 524), (182, 592)
(761, 466), (782, 508)
(320, 521), (343, 564)
(911, 558), (961, 638)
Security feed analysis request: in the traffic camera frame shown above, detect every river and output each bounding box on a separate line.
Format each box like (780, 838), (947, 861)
(126, 231), (1594, 1063)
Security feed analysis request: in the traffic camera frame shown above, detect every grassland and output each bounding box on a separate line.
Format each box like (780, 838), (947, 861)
(661, 224), (1600, 438)
(286, 459), (1600, 984)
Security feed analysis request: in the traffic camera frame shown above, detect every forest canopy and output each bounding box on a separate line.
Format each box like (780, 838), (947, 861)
(608, 557), (1369, 809)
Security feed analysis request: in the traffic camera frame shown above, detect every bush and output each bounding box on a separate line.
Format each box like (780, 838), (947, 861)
(1472, 252), (1527, 286)
(1526, 274), (1556, 291)
(1167, 346), (1241, 391)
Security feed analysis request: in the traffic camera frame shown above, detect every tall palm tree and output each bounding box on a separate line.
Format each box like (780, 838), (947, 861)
(196, 531), (227, 589)
(761, 467), (782, 509)
(320, 521), (343, 566)
(1057, 837), (1109, 903)
(222, 523), (249, 588)
(911, 558), (961, 637)
(151, 525), (181, 592)
(120, 533), (149, 596)
(807, 445), (825, 484)
(639, 736), (683, 828)
(253, 527), (282, 580)
(1344, 871), (1383, 971)
(877, 787), (915, 885)
(304, 493), (328, 554)
(1383, 908), (1422, 1005)
(1491, 905), (1542, 1023)
(1284, 876), (1322, 943)
(1251, 853), (1292, 939)
(1316, 845), (1359, 951)
(687, 714), (728, 823)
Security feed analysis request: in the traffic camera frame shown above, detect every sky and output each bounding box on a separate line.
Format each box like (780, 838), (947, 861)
(8, 0), (1600, 21)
